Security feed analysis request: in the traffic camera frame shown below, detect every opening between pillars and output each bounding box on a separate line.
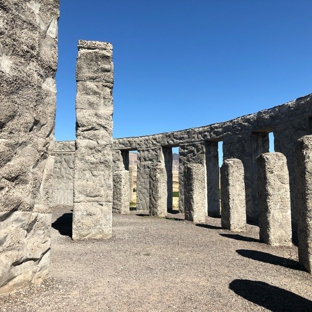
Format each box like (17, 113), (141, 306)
(122, 150), (138, 210)
(162, 146), (179, 213)
(205, 140), (223, 218)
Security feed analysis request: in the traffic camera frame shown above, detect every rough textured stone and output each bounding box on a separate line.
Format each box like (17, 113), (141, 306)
(113, 170), (130, 214)
(129, 167), (134, 202)
(0, 212), (51, 294)
(136, 147), (163, 211)
(295, 135), (312, 272)
(52, 141), (75, 206)
(73, 40), (113, 240)
(0, 0), (59, 293)
(149, 165), (167, 217)
(184, 164), (206, 224)
(113, 94), (312, 230)
(221, 159), (246, 231)
(179, 143), (206, 214)
(72, 202), (112, 240)
(257, 153), (292, 246)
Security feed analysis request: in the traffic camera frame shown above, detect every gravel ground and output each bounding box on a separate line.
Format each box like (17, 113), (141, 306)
(1, 206), (312, 311)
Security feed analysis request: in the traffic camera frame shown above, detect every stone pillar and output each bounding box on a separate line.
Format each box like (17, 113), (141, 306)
(179, 143), (206, 214)
(137, 147), (163, 211)
(223, 132), (268, 222)
(129, 166), (134, 202)
(52, 141), (75, 207)
(149, 166), (167, 217)
(206, 141), (220, 217)
(221, 159), (246, 231)
(295, 136), (312, 272)
(184, 164), (206, 224)
(0, 1), (59, 293)
(113, 170), (130, 214)
(257, 153), (292, 246)
(73, 41), (113, 240)
(274, 126), (310, 233)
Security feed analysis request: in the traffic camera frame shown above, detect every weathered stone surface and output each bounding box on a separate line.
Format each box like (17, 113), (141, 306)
(295, 136), (312, 272)
(221, 159), (246, 231)
(129, 167), (134, 202)
(52, 141), (75, 206)
(149, 166), (167, 217)
(257, 153), (292, 246)
(223, 132), (269, 223)
(0, 1), (59, 293)
(113, 94), (312, 231)
(72, 202), (112, 240)
(113, 170), (130, 214)
(179, 143), (206, 214)
(184, 164), (206, 224)
(136, 147), (163, 211)
(73, 40), (113, 240)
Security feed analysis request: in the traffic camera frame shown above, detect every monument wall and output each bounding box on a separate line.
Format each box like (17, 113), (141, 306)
(113, 93), (312, 230)
(0, 0), (59, 293)
(54, 93), (312, 238)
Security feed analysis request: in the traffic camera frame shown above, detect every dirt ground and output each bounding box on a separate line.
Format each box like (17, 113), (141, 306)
(1, 206), (312, 311)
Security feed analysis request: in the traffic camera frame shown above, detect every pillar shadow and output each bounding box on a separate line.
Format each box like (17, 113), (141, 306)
(220, 233), (259, 242)
(196, 224), (222, 230)
(229, 279), (312, 311)
(236, 249), (306, 271)
(51, 213), (72, 238)
(136, 213), (149, 217)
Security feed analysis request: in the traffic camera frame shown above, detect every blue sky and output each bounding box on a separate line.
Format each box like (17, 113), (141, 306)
(55, 0), (312, 141)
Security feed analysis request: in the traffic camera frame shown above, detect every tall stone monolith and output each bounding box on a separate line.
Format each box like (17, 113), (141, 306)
(149, 165), (167, 217)
(0, 1), (59, 293)
(184, 164), (206, 224)
(257, 153), (292, 246)
(295, 136), (312, 272)
(221, 159), (247, 231)
(73, 40), (113, 240)
(113, 170), (130, 214)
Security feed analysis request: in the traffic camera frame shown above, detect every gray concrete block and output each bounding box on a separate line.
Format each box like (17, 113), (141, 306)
(257, 153), (292, 246)
(221, 159), (247, 232)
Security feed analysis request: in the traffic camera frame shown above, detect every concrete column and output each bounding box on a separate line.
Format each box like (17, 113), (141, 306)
(137, 147), (163, 211)
(113, 170), (130, 214)
(223, 132), (268, 222)
(52, 141), (75, 207)
(129, 167), (134, 202)
(221, 159), (246, 231)
(73, 41), (113, 240)
(179, 143), (206, 214)
(257, 153), (292, 246)
(206, 141), (220, 217)
(149, 166), (167, 217)
(0, 1), (59, 293)
(184, 164), (206, 224)
(295, 135), (312, 272)
(274, 126), (311, 233)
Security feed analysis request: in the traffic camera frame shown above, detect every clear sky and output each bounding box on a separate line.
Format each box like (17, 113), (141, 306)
(55, 0), (312, 141)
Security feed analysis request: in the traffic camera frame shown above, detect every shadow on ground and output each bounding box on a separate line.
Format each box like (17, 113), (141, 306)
(236, 249), (305, 271)
(229, 279), (312, 311)
(52, 213), (73, 238)
(220, 233), (259, 242)
(196, 224), (222, 230)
